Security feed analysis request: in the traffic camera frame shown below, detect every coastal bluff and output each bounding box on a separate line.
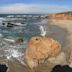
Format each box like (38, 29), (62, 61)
(48, 11), (72, 29)
(48, 11), (72, 20)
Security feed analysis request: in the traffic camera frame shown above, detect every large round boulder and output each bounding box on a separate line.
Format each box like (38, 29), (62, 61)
(25, 36), (61, 69)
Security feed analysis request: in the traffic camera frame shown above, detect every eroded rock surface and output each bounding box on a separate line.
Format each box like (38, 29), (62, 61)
(25, 36), (61, 69)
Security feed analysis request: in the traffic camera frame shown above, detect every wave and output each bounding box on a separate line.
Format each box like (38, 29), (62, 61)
(39, 25), (46, 36)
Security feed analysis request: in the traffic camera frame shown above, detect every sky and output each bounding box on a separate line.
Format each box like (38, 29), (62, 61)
(0, 0), (72, 14)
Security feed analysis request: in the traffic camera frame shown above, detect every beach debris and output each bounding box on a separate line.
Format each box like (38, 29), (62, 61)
(25, 36), (61, 69)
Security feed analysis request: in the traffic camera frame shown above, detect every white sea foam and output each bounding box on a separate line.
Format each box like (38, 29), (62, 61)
(39, 25), (46, 36)
(5, 48), (24, 59)
(0, 33), (3, 37)
(3, 38), (15, 43)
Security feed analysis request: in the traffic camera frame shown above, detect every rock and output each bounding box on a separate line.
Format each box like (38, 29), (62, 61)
(48, 11), (72, 20)
(69, 49), (72, 67)
(48, 52), (67, 65)
(0, 64), (8, 72)
(15, 38), (23, 44)
(25, 36), (61, 69)
(51, 65), (72, 72)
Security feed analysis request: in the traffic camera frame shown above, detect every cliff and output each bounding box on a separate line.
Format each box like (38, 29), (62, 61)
(48, 11), (72, 20)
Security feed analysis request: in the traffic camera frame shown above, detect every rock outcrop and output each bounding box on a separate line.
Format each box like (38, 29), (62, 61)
(25, 36), (61, 69)
(51, 65), (72, 72)
(0, 64), (8, 72)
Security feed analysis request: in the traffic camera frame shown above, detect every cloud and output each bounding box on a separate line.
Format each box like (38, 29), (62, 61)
(0, 3), (72, 14)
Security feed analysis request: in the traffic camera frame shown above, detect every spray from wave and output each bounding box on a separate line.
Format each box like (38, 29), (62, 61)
(39, 25), (46, 36)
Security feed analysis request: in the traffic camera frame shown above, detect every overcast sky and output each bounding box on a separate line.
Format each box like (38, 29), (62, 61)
(0, 0), (72, 14)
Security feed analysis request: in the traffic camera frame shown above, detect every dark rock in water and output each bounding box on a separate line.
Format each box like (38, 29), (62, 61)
(51, 65), (72, 72)
(15, 38), (24, 44)
(7, 23), (16, 27)
(0, 64), (8, 72)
